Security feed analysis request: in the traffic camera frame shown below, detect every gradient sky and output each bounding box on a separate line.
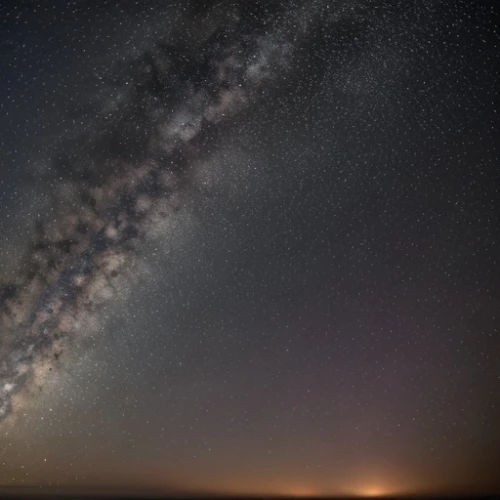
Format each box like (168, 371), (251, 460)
(0, 0), (499, 496)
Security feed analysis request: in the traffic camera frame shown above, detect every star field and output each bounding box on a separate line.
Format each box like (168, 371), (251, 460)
(1, 0), (499, 496)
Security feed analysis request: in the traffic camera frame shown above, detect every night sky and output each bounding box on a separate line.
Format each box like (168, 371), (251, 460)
(1, 0), (499, 496)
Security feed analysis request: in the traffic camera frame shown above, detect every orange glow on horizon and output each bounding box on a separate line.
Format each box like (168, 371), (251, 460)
(351, 481), (409, 498)
(358, 486), (387, 497)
